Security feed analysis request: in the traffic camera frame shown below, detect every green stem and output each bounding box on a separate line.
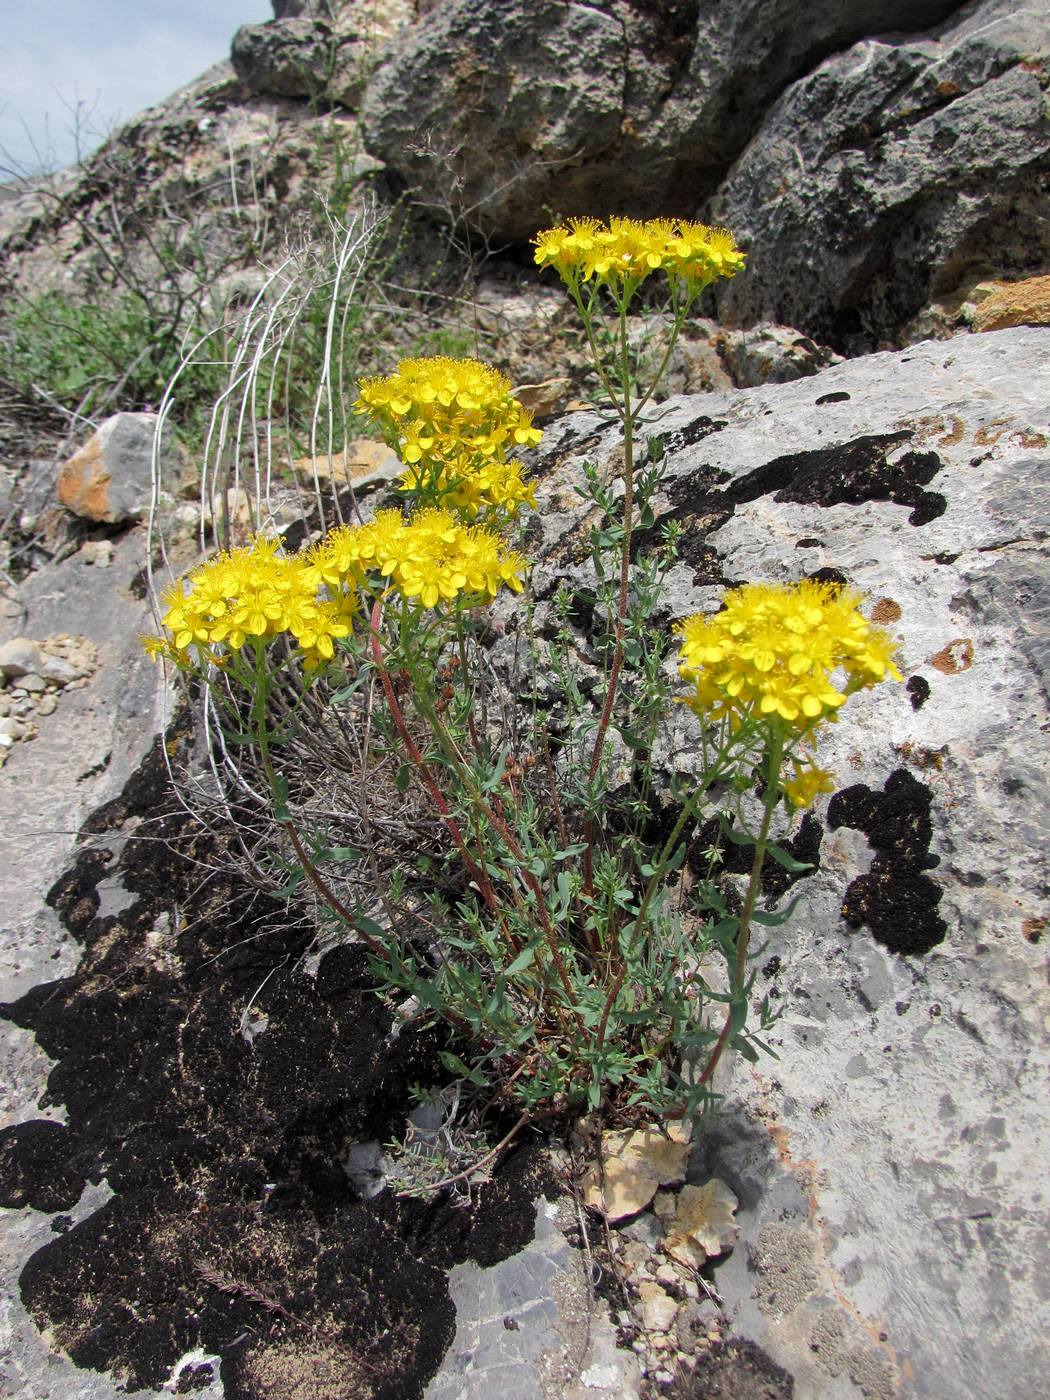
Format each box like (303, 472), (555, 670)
(582, 298), (636, 894)
(696, 729), (785, 1089)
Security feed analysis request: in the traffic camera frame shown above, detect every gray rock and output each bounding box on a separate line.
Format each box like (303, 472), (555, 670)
(56, 413), (184, 525)
(521, 325), (1050, 1397)
(55, 414), (184, 529)
(361, 0), (964, 239)
(718, 323), (843, 387)
(0, 639), (44, 678)
(231, 16), (371, 107)
(272, 0), (334, 16)
(426, 1197), (639, 1400)
(714, 0), (1050, 350)
(0, 526), (174, 1396)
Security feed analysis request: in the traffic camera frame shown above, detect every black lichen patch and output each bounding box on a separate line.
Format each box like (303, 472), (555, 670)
(636, 460), (733, 584)
(815, 390), (851, 406)
(0, 1121), (86, 1213)
(0, 738), (551, 1400)
(728, 431), (947, 525)
(907, 675), (931, 710)
(637, 427), (946, 594)
(660, 415), (729, 455)
(828, 768), (947, 956)
(681, 809), (821, 903)
(807, 566), (849, 588)
(761, 814), (823, 902)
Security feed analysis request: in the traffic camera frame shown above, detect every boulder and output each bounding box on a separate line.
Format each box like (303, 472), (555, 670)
(56, 412), (183, 525)
(231, 17), (371, 107)
(234, 3), (415, 106)
(713, 0), (1050, 350)
(524, 325), (1049, 1396)
(361, 0), (963, 239)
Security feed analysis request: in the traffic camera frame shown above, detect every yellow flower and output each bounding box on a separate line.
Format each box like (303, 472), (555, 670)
(781, 761), (836, 808)
(676, 581), (900, 733)
(533, 216), (745, 293)
(355, 357), (541, 525)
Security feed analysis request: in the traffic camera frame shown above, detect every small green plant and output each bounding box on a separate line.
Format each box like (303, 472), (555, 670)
(147, 217), (900, 1140)
(0, 290), (226, 420)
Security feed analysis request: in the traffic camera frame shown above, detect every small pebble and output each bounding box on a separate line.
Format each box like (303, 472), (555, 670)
(36, 694), (57, 716)
(21, 673), (46, 693)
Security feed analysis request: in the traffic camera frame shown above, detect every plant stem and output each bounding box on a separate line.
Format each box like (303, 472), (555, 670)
(368, 598), (503, 916)
(696, 731), (784, 1089)
(582, 297), (636, 895)
(249, 641), (388, 958)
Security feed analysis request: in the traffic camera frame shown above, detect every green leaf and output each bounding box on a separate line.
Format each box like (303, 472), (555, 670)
(616, 1007), (657, 1026)
(751, 892), (807, 927)
(354, 913), (387, 940)
(504, 945), (537, 978)
(764, 842), (813, 874)
(438, 1051), (488, 1086)
(551, 844), (587, 861)
(272, 869), (304, 899)
(393, 764), (413, 793)
(718, 815), (757, 847)
(315, 845), (361, 865)
(272, 773), (290, 821)
(413, 978), (443, 1010)
(731, 1037), (761, 1064)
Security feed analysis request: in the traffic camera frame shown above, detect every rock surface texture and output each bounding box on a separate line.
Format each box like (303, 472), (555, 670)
(0, 528), (173, 1398)
(714, 0), (1050, 350)
(520, 325), (1048, 1397)
(361, 0), (1048, 346)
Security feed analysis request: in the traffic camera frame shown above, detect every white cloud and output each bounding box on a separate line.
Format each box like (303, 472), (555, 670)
(0, 0), (271, 175)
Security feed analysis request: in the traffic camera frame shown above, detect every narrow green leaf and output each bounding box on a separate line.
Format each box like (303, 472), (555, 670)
(751, 892), (807, 927)
(764, 842), (814, 874)
(504, 945), (537, 977)
(354, 913), (387, 940)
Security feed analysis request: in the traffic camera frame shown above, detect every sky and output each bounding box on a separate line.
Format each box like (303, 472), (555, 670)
(0, 0), (272, 177)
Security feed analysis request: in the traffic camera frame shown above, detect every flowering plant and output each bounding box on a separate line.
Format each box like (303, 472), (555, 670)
(147, 217), (899, 1151)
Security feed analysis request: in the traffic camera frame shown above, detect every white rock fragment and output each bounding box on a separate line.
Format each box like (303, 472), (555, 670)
(0, 638), (44, 677)
(636, 1281), (678, 1333)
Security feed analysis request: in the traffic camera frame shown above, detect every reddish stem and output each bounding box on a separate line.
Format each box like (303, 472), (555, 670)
(369, 598), (500, 915)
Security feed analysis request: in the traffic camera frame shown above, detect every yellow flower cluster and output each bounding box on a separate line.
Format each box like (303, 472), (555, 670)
(147, 535), (352, 670)
(146, 512), (526, 668)
(355, 357), (542, 520)
(677, 581), (901, 732)
(310, 508), (526, 611)
(533, 217), (746, 290)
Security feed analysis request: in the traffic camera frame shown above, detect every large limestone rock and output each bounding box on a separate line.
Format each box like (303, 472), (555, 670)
(523, 325), (1049, 1396)
(362, 0), (964, 242)
(714, 0), (1050, 351)
(0, 528), (173, 1398)
(233, 1), (416, 105)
